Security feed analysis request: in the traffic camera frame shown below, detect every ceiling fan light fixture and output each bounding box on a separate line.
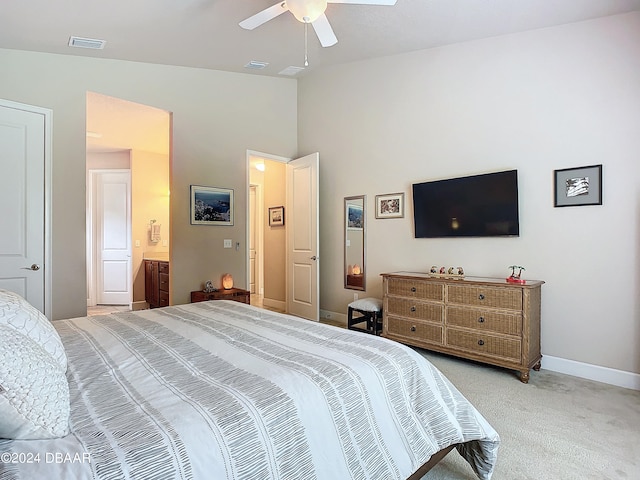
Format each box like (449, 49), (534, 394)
(287, 0), (327, 23)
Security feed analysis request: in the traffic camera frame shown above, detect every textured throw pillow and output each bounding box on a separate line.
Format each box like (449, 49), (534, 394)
(0, 289), (67, 372)
(0, 324), (70, 439)
(348, 297), (383, 311)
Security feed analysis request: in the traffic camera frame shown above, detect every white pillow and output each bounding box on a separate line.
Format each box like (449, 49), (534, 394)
(348, 297), (383, 312)
(0, 324), (70, 439)
(0, 289), (67, 372)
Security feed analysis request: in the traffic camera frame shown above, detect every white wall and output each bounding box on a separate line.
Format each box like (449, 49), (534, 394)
(0, 48), (298, 318)
(299, 13), (640, 378)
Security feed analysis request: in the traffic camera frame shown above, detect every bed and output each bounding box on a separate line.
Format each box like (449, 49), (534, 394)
(1, 296), (499, 479)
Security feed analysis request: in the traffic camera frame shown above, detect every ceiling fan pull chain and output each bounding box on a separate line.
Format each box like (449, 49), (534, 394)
(304, 22), (309, 67)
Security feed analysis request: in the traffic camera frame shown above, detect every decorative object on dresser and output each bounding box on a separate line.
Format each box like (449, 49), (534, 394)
(381, 272), (544, 383)
(507, 265), (526, 284)
(144, 259), (169, 309)
(429, 265), (465, 278)
(191, 288), (250, 305)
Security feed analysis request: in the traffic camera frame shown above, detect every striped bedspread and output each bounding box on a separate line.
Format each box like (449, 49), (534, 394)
(0, 301), (499, 479)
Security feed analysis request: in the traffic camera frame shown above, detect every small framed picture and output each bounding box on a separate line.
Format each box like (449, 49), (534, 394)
(191, 185), (234, 225)
(554, 165), (602, 207)
(375, 192), (404, 219)
(269, 206), (284, 226)
(346, 203), (363, 230)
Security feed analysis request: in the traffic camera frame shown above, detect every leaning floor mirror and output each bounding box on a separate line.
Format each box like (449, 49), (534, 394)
(344, 195), (365, 291)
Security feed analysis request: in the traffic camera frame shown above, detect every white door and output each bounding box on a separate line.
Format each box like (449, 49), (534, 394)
(287, 153), (319, 321)
(0, 100), (50, 315)
(95, 171), (132, 305)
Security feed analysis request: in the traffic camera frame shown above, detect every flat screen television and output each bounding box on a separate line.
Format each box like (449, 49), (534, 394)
(412, 169), (519, 238)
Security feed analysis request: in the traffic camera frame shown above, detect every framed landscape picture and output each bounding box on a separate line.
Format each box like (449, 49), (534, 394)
(347, 204), (364, 229)
(191, 185), (234, 225)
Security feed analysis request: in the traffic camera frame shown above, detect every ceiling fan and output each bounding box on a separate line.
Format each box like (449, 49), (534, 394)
(239, 0), (397, 48)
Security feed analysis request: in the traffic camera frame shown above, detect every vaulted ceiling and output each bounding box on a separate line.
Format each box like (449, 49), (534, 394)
(3, 0), (640, 78)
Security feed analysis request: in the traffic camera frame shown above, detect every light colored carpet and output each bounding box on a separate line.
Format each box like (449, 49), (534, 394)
(416, 349), (640, 480)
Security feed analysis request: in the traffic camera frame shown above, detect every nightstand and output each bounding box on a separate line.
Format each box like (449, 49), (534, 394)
(190, 288), (250, 305)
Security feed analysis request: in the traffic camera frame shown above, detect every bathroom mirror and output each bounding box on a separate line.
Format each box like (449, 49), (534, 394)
(344, 195), (365, 291)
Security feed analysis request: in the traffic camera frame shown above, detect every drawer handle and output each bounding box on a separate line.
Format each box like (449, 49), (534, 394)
(410, 326), (417, 332)
(411, 287), (417, 292)
(478, 294), (485, 300)
(478, 316), (485, 323)
(478, 339), (485, 346)
(410, 306), (416, 312)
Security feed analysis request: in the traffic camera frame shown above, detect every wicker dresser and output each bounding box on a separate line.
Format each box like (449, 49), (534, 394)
(381, 272), (544, 383)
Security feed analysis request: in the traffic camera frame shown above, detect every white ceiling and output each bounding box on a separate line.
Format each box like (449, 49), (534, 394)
(3, 0), (640, 79)
(8, 0), (639, 153)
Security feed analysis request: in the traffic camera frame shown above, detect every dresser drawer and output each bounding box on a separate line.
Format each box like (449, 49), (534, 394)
(447, 306), (522, 336)
(387, 316), (443, 345)
(447, 285), (522, 310)
(387, 278), (444, 301)
(158, 262), (169, 274)
(387, 297), (443, 322)
(447, 328), (521, 361)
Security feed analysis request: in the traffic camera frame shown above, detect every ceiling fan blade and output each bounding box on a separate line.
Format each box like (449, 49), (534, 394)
(327, 0), (396, 4)
(239, 2), (289, 30)
(312, 13), (338, 47)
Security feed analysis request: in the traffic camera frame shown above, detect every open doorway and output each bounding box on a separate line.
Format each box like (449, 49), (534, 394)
(247, 150), (320, 321)
(86, 92), (171, 311)
(248, 152), (288, 313)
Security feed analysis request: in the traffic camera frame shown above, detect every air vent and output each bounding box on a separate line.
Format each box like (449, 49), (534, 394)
(68, 36), (106, 49)
(279, 66), (305, 76)
(244, 60), (269, 70)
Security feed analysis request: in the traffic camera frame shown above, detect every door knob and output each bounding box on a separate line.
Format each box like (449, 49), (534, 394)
(310, 255), (318, 261)
(23, 264), (40, 271)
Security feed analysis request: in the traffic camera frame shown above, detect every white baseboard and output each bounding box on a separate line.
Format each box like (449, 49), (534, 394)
(131, 301), (147, 311)
(320, 309), (347, 326)
(263, 297), (285, 311)
(541, 355), (640, 391)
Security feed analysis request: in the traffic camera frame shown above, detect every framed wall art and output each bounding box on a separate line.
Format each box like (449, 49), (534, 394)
(346, 203), (363, 230)
(191, 185), (234, 225)
(269, 206), (284, 226)
(375, 192), (404, 218)
(554, 164), (602, 207)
